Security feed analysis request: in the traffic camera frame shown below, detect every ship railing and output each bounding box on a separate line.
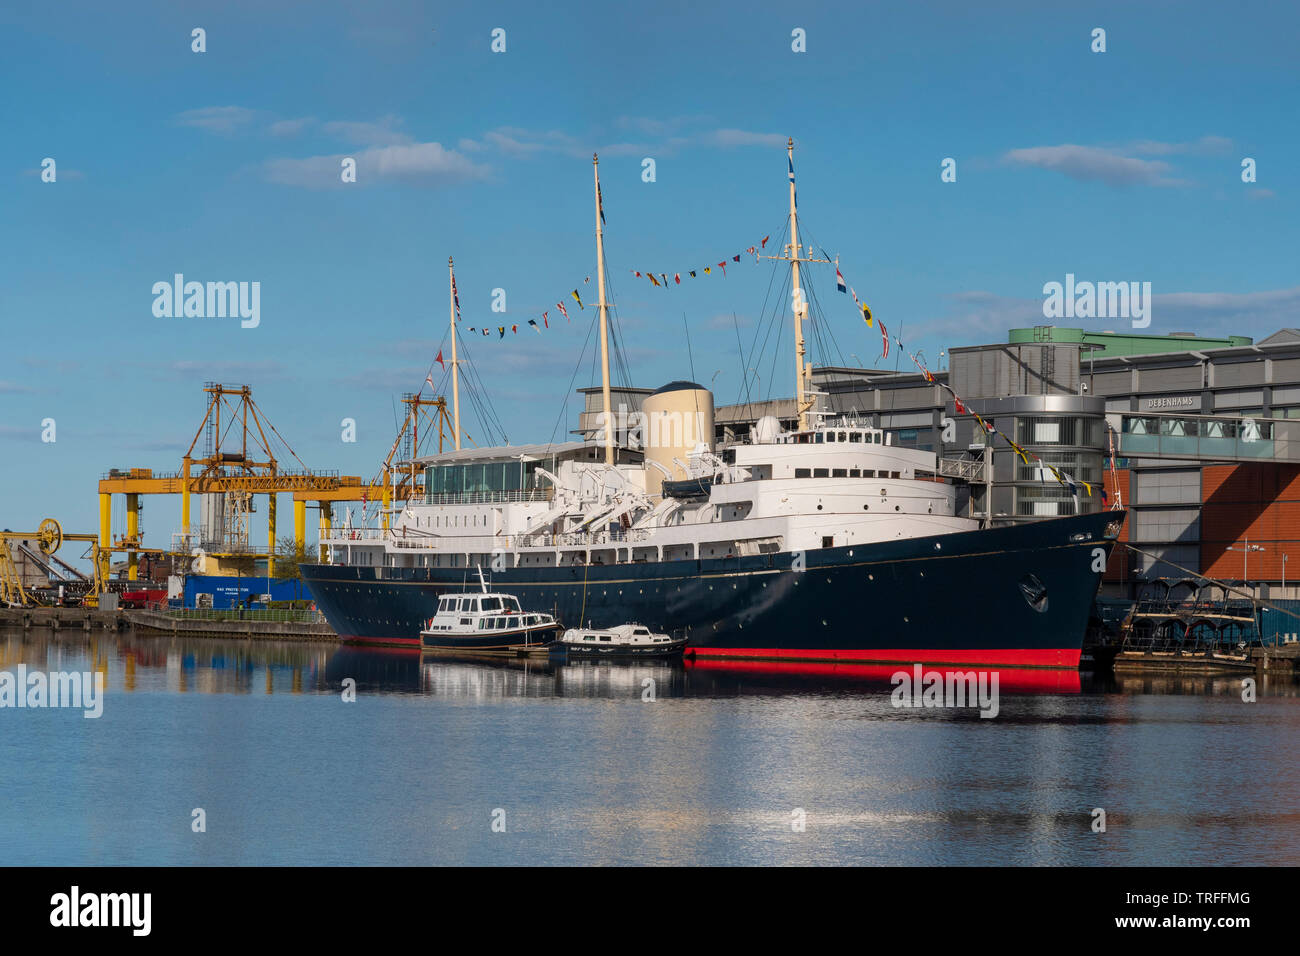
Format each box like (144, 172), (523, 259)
(422, 490), (552, 505)
(511, 528), (652, 549)
(322, 527), (388, 541)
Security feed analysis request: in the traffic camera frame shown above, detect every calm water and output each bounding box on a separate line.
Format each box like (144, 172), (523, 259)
(2, 626), (1298, 866)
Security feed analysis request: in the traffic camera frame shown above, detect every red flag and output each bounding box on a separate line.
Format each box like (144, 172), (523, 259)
(511, 324), (517, 334)
(718, 261), (726, 277)
(557, 301), (569, 320)
(674, 273), (681, 284)
(542, 311), (549, 328)
(761, 235), (769, 248)
(435, 350), (445, 369)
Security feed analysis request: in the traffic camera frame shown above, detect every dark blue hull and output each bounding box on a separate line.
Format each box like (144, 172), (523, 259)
(300, 510), (1124, 668)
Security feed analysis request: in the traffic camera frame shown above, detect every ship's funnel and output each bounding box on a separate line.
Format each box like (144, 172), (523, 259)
(642, 381), (714, 496)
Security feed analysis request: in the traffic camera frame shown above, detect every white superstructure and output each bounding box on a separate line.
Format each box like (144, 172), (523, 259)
(325, 415), (979, 570)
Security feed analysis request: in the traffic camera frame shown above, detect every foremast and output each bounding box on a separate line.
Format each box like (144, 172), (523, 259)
(594, 153), (614, 465)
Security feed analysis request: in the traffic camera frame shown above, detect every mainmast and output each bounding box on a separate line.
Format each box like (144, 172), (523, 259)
(594, 153), (614, 466)
(448, 256), (462, 451)
(759, 138), (830, 432)
(788, 137), (812, 431)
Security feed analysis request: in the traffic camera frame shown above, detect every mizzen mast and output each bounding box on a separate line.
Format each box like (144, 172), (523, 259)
(594, 153), (614, 466)
(448, 256), (462, 451)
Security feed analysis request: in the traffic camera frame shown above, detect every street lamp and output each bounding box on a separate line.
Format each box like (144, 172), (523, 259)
(1226, 536), (1266, 591)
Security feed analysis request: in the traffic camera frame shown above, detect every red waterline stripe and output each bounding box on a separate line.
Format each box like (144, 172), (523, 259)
(682, 646), (1081, 669)
(684, 658), (1082, 693)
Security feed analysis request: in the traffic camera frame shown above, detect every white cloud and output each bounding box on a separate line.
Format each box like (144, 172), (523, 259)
(269, 117), (316, 137)
(263, 141), (489, 188)
(321, 115), (412, 146)
(176, 106), (259, 134)
(708, 128), (786, 148)
(1002, 144), (1187, 187)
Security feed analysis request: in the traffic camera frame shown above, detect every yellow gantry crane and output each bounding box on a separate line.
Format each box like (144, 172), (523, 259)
(97, 384), (361, 580)
(96, 384), (457, 578)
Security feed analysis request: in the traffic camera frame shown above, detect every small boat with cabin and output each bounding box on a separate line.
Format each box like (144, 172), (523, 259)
(420, 571), (562, 653)
(551, 624), (687, 659)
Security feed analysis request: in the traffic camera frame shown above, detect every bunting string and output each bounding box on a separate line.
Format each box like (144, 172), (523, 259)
(887, 333), (1103, 504)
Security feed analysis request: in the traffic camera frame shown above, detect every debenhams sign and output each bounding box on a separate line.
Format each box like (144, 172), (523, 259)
(1144, 396), (1197, 410)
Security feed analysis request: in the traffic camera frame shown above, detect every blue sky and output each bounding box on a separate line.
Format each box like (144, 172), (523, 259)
(1, 0), (1297, 552)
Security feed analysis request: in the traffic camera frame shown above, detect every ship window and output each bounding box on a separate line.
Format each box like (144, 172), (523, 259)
(850, 468), (861, 477)
(863, 470), (874, 478)
(833, 468), (847, 478)
(795, 468), (811, 478)
(600, 635), (612, 642)
(814, 468), (829, 478)
(838, 431), (847, 442)
(460, 618), (471, 626)
(814, 433), (824, 443)
(891, 471), (901, 479)
(634, 628), (649, 635)
(482, 597), (501, 611)
(850, 432), (862, 443)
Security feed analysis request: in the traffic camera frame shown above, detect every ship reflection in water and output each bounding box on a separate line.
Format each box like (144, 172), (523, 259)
(6, 627), (1297, 702)
(7, 627), (1300, 867)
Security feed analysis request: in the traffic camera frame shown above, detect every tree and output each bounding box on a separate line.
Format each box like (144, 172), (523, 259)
(272, 536), (313, 601)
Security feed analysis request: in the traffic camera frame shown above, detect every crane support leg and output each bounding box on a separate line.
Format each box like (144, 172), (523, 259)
(318, 501), (332, 563)
(293, 499), (306, 554)
(181, 456), (191, 548)
(126, 493), (139, 581)
(98, 494), (111, 580)
(267, 493), (277, 578)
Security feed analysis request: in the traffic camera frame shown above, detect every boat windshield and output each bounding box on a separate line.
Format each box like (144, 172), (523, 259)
(481, 597), (501, 612)
(503, 597), (521, 612)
